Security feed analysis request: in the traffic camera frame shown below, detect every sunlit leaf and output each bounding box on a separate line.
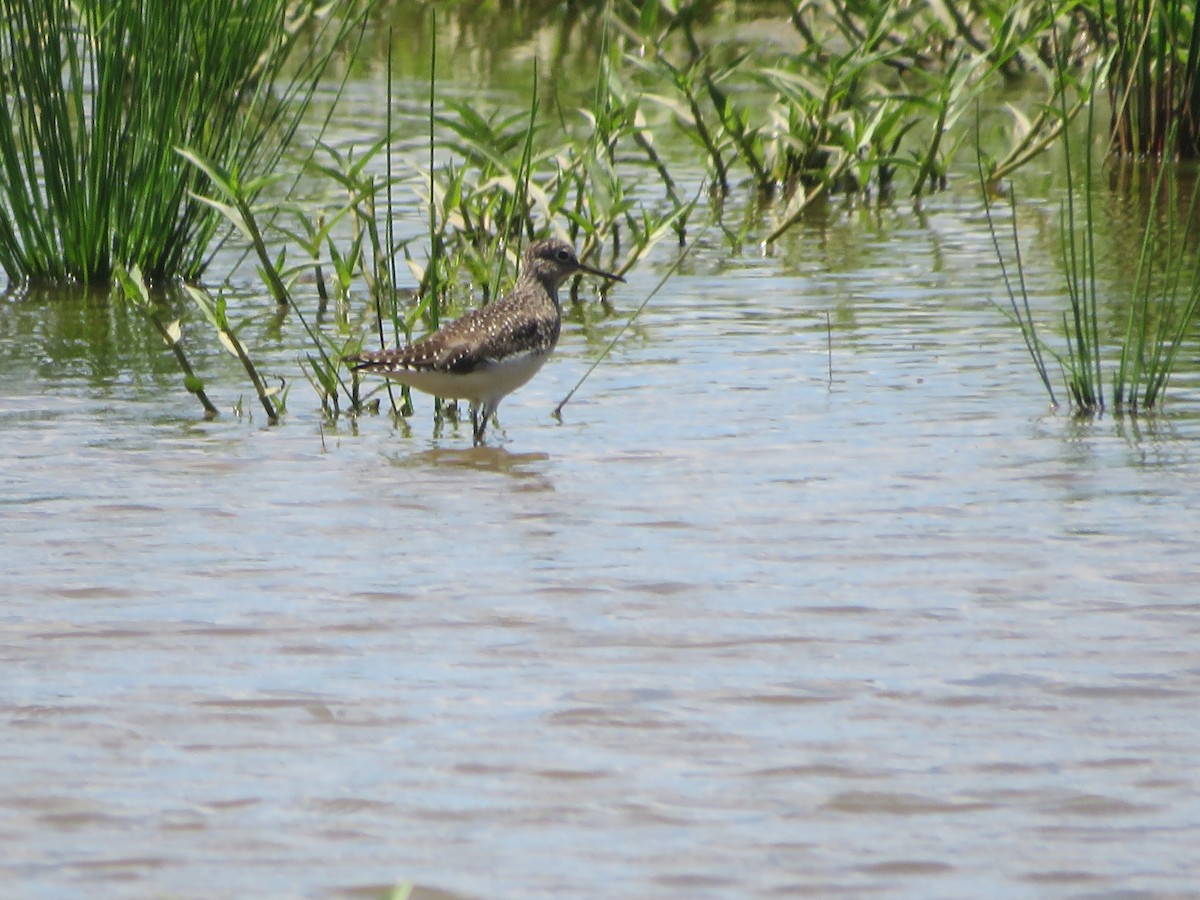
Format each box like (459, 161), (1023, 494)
(188, 191), (251, 241)
(218, 330), (243, 358)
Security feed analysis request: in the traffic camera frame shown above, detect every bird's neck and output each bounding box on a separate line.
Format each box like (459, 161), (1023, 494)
(518, 272), (564, 309)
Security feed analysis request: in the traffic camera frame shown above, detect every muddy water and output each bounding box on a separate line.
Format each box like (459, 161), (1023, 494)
(4, 191), (1200, 896)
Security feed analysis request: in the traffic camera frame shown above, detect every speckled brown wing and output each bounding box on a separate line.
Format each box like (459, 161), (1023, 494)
(352, 298), (559, 376)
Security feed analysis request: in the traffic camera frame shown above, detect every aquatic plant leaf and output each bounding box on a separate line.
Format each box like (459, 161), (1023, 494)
(188, 193), (251, 242)
(176, 148), (236, 200)
(218, 330), (244, 359)
(639, 0), (659, 35)
(1005, 103), (1032, 141)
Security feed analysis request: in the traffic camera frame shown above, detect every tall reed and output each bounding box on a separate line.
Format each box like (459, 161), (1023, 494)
(1104, 0), (1200, 158)
(983, 74), (1200, 416)
(1113, 157), (1200, 410)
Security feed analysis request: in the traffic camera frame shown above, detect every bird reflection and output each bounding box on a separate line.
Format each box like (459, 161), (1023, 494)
(389, 444), (554, 486)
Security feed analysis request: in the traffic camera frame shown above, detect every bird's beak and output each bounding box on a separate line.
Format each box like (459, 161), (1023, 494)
(578, 261), (625, 283)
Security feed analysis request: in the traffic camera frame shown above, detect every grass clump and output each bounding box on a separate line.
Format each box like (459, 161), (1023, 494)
(983, 85), (1200, 416)
(0, 0), (365, 286)
(1103, 0), (1200, 158)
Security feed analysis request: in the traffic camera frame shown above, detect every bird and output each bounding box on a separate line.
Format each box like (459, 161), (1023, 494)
(347, 238), (623, 443)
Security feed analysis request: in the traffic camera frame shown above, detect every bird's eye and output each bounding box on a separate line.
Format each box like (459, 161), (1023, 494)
(556, 249), (571, 261)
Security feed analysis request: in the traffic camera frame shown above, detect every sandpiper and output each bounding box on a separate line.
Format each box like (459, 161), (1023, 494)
(348, 238), (623, 443)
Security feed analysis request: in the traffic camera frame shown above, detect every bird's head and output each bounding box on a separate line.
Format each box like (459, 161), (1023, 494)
(521, 238), (624, 290)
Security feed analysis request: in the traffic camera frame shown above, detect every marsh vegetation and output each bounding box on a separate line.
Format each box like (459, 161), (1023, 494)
(3, 0), (1200, 423)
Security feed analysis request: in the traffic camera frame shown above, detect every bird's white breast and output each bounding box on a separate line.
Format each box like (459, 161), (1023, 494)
(379, 348), (550, 404)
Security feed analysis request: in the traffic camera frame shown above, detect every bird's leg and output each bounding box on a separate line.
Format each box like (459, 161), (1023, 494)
(473, 400), (498, 444)
(471, 402), (486, 444)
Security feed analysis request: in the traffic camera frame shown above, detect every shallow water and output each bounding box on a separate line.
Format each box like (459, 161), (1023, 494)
(3, 186), (1200, 898)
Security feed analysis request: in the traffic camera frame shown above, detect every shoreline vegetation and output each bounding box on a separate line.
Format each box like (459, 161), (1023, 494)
(2, 0), (1199, 421)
